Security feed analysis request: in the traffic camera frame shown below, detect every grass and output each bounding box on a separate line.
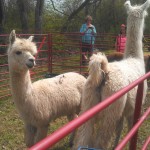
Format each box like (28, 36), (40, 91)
(0, 99), (26, 150)
(0, 91), (150, 150)
(0, 99), (71, 150)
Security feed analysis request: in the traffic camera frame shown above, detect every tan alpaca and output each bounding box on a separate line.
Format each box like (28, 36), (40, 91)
(72, 0), (149, 149)
(8, 30), (86, 147)
(107, 52), (150, 73)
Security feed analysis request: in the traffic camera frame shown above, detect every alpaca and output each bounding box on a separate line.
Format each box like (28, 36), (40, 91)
(107, 52), (150, 73)
(7, 30), (86, 147)
(72, 0), (149, 149)
(107, 52), (123, 62)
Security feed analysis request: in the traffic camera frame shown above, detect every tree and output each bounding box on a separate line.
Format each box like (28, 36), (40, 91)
(17, 0), (29, 33)
(35, 0), (44, 33)
(61, 0), (91, 32)
(0, 0), (5, 33)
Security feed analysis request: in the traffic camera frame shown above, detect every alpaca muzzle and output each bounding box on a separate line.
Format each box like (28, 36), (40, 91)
(26, 59), (35, 69)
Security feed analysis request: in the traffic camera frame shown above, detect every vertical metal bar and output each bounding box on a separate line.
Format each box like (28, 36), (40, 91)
(47, 34), (52, 74)
(79, 33), (82, 74)
(35, 36), (46, 59)
(129, 82), (144, 150)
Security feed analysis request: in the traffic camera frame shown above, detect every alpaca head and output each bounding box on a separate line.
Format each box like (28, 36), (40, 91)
(125, 0), (150, 19)
(8, 30), (37, 73)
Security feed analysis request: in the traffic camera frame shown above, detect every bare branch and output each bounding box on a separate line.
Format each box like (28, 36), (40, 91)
(61, 0), (92, 32)
(50, 0), (68, 16)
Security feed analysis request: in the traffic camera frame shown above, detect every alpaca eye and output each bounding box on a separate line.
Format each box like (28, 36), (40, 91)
(16, 51), (22, 55)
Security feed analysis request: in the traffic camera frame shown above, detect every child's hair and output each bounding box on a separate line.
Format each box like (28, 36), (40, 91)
(120, 24), (126, 34)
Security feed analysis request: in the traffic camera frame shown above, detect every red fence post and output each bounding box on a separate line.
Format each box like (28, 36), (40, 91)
(129, 82), (144, 150)
(47, 34), (52, 73)
(142, 136), (150, 150)
(115, 107), (150, 150)
(79, 33), (82, 74)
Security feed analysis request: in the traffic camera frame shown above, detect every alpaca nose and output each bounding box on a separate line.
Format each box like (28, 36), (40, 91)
(26, 58), (35, 69)
(29, 58), (34, 63)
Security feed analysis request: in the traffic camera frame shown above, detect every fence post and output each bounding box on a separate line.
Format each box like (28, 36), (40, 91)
(129, 82), (144, 150)
(141, 136), (150, 150)
(47, 33), (52, 73)
(79, 33), (82, 74)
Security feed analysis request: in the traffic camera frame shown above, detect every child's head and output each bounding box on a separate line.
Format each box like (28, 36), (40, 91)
(120, 24), (126, 34)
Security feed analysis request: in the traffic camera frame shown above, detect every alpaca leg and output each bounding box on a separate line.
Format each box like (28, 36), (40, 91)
(112, 117), (124, 149)
(127, 114), (133, 132)
(35, 125), (49, 144)
(24, 124), (37, 147)
(72, 118), (95, 150)
(94, 120), (115, 149)
(67, 114), (78, 147)
(94, 96), (127, 149)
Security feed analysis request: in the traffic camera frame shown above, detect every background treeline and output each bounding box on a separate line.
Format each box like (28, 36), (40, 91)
(0, 0), (150, 34)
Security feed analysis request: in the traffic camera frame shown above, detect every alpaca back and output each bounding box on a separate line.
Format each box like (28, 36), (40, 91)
(19, 72), (86, 125)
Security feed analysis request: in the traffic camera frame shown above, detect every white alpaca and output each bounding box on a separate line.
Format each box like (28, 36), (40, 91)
(7, 31), (86, 147)
(72, 0), (149, 149)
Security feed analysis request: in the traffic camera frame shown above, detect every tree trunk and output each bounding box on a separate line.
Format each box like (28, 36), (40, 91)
(0, 0), (5, 33)
(85, 4), (89, 16)
(35, 0), (44, 33)
(17, 0), (29, 33)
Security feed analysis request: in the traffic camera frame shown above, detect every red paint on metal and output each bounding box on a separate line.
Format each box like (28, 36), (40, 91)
(115, 107), (150, 150)
(129, 82), (144, 150)
(30, 36), (47, 77)
(141, 136), (150, 150)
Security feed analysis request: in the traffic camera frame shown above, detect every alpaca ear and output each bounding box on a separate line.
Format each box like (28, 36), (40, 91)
(141, 0), (150, 11)
(124, 0), (132, 13)
(28, 36), (34, 41)
(9, 30), (16, 45)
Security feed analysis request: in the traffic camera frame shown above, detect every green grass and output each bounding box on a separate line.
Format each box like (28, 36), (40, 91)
(0, 99), (71, 150)
(0, 99), (26, 150)
(0, 92), (150, 150)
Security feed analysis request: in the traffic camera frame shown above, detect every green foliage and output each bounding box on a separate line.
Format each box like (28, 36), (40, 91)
(2, 0), (150, 33)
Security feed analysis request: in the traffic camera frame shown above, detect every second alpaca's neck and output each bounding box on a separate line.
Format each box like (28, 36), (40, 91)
(124, 17), (144, 59)
(10, 70), (33, 105)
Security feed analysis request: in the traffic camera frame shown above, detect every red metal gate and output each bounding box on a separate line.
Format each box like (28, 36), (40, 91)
(0, 32), (117, 100)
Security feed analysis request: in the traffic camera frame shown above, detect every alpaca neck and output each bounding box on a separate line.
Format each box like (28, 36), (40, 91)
(124, 19), (144, 59)
(10, 70), (33, 104)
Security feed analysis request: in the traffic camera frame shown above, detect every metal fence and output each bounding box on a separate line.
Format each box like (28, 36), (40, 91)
(0, 32), (118, 100)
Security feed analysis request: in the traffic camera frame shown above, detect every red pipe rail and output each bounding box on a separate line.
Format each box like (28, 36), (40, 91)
(115, 107), (150, 150)
(29, 72), (150, 150)
(141, 136), (150, 150)
(130, 82), (144, 150)
(30, 36), (47, 77)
